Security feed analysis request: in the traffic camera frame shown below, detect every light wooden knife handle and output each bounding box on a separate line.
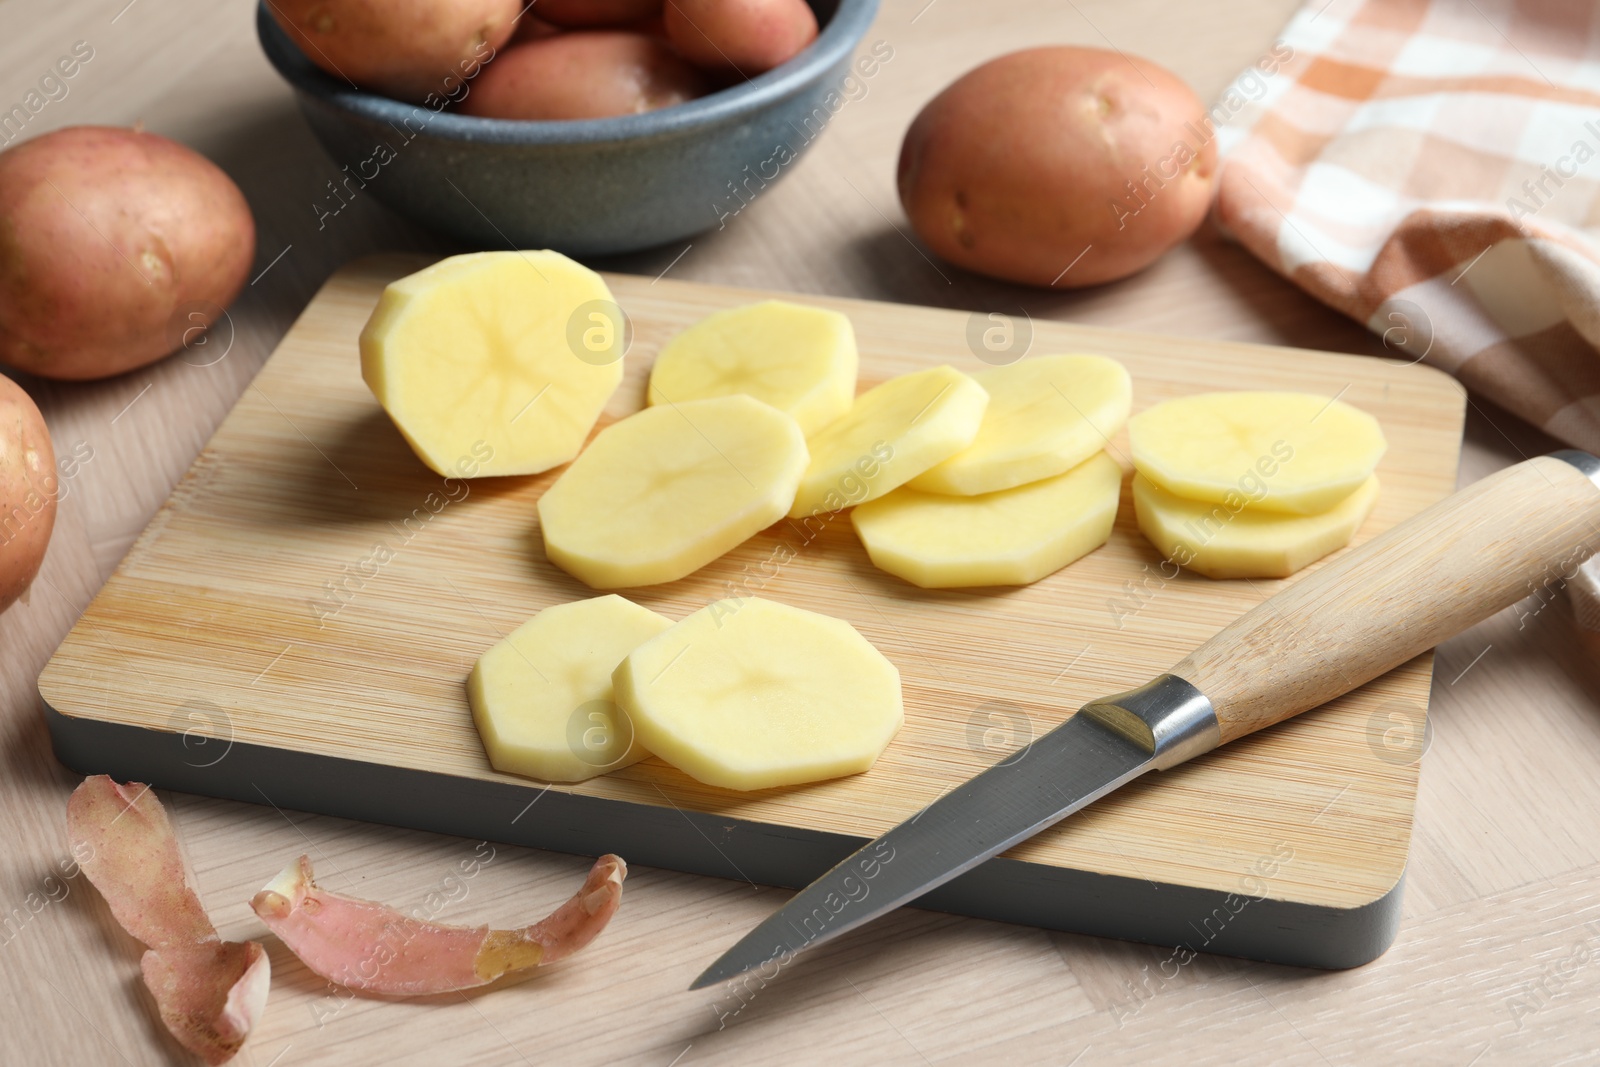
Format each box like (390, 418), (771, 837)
(1171, 453), (1600, 745)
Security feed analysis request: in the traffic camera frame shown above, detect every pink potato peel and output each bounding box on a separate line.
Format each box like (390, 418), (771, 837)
(251, 853), (627, 995)
(66, 776), (270, 1066)
(141, 943), (271, 1063)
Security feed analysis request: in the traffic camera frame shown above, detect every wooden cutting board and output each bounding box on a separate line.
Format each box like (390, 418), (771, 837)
(39, 255), (1464, 970)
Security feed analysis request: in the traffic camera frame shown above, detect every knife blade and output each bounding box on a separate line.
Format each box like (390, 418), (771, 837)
(692, 450), (1600, 991)
(689, 677), (1210, 989)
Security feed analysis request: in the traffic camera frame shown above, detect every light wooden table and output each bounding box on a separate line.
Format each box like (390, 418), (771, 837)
(3, 1), (1596, 1064)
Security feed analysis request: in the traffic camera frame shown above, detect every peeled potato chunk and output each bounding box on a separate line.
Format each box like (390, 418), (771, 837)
(648, 300), (858, 436)
(468, 596), (673, 782)
(1133, 473), (1380, 579)
(852, 451), (1123, 588)
(908, 354), (1131, 496)
(1128, 391), (1386, 515)
(613, 597), (902, 790)
(361, 251), (624, 478)
(539, 395), (807, 588)
(788, 365), (987, 518)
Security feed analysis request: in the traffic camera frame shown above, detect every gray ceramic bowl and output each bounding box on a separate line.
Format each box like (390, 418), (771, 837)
(257, 0), (879, 256)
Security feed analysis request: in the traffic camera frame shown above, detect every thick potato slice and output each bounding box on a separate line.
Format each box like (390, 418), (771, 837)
(361, 251), (624, 478)
(613, 598), (902, 790)
(468, 595), (673, 782)
(538, 395), (807, 588)
(852, 452), (1123, 588)
(908, 354), (1131, 495)
(788, 365), (987, 518)
(647, 300), (858, 436)
(1128, 391), (1386, 515)
(1133, 473), (1380, 579)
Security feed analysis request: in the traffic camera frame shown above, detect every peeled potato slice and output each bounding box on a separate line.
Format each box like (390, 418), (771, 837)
(361, 250), (624, 478)
(1128, 391), (1386, 515)
(469, 596), (673, 782)
(648, 300), (858, 436)
(1133, 472), (1380, 579)
(852, 452), (1123, 588)
(613, 597), (902, 790)
(539, 395), (807, 588)
(788, 365), (987, 518)
(908, 354), (1132, 496)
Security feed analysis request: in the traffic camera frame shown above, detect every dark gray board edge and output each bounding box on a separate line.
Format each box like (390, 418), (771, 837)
(42, 698), (1404, 971)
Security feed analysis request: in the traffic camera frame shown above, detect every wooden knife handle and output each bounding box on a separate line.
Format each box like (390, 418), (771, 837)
(1171, 453), (1600, 745)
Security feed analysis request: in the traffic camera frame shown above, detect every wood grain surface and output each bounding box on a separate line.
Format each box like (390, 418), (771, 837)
(40, 253), (1463, 917)
(4, 1), (1599, 1065)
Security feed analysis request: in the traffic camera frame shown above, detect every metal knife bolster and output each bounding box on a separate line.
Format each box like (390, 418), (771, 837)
(1082, 448), (1600, 768)
(1553, 448), (1600, 486)
(1080, 674), (1221, 771)
(694, 451), (1600, 990)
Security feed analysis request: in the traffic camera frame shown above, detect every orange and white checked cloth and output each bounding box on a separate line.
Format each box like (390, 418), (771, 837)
(1214, 0), (1600, 451)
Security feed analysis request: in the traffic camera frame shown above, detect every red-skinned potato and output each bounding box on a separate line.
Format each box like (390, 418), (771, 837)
(0, 126), (255, 381)
(897, 47), (1217, 288)
(622, 13), (671, 39)
(663, 0), (817, 76)
(0, 376), (55, 613)
(268, 0), (519, 103)
(460, 33), (707, 119)
(537, 0), (663, 27)
(510, 10), (665, 43)
(511, 14), (563, 41)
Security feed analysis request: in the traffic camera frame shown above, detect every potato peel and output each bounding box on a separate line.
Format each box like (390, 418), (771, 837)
(141, 942), (271, 1064)
(67, 776), (270, 1065)
(251, 853), (626, 995)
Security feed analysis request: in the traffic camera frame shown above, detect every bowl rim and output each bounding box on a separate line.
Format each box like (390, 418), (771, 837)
(256, 0), (881, 145)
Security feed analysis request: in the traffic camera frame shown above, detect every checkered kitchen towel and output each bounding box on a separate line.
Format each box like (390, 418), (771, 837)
(1214, 0), (1600, 452)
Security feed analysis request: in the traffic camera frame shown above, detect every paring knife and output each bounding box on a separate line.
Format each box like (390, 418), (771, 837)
(691, 450), (1600, 990)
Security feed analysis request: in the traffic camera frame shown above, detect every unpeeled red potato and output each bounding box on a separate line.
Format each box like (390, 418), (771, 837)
(537, 0), (662, 27)
(664, 0), (817, 75)
(510, 14), (562, 41)
(623, 14), (671, 39)
(268, 0), (520, 102)
(460, 34), (706, 119)
(897, 47), (1217, 288)
(0, 126), (254, 381)
(0, 376), (55, 612)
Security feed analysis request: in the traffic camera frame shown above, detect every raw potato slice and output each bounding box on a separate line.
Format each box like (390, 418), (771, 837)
(852, 452), (1124, 588)
(788, 365), (988, 518)
(1133, 473), (1381, 579)
(1128, 391), (1386, 515)
(539, 395), (807, 588)
(361, 250), (624, 478)
(648, 300), (858, 436)
(468, 596), (674, 782)
(908, 354), (1132, 496)
(613, 597), (902, 790)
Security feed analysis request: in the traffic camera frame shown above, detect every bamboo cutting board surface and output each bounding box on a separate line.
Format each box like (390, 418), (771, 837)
(40, 255), (1463, 937)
